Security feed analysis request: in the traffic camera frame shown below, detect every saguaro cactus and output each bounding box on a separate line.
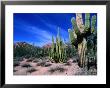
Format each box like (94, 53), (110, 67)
(68, 13), (96, 67)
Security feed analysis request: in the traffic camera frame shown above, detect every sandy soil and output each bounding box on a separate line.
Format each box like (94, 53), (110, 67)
(14, 58), (96, 75)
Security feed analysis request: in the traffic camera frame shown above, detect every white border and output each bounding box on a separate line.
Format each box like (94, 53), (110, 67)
(5, 5), (106, 84)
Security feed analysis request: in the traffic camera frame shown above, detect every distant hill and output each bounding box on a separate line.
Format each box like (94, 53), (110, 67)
(14, 42), (31, 48)
(14, 42), (51, 58)
(14, 42), (52, 48)
(43, 43), (52, 49)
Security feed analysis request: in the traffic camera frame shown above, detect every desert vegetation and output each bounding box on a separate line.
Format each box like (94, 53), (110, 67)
(14, 13), (97, 75)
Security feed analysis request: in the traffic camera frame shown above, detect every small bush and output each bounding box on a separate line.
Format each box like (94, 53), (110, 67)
(33, 59), (39, 63)
(27, 67), (37, 73)
(44, 63), (52, 67)
(14, 61), (20, 67)
(13, 69), (18, 72)
(14, 57), (23, 62)
(65, 62), (72, 66)
(49, 66), (66, 73)
(26, 59), (33, 62)
(37, 61), (46, 66)
(75, 67), (97, 75)
(37, 61), (52, 67)
(21, 63), (32, 68)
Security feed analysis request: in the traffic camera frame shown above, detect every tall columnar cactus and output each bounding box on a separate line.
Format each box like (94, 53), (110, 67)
(68, 13), (96, 67)
(49, 28), (67, 63)
(50, 36), (55, 59)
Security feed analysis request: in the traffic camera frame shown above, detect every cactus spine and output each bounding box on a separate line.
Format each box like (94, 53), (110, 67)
(68, 13), (96, 67)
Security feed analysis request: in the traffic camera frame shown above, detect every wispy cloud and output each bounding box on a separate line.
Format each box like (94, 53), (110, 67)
(32, 16), (69, 41)
(28, 26), (54, 45)
(14, 13), (71, 47)
(14, 20), (69, 47)
(14, 19), (55, 46)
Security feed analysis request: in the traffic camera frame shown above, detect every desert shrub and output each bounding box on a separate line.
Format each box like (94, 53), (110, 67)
(33, 59), (39, 63)
(37, 61), (52, 67)
(27, 67), (37, 73)
(14, 41), (78, 64)
(49, 66), (66, 73)
(44, 63), (52, 67)
(75, 67), (97, 75)
(14, 57), (23, 62)
(37, 61), (46, 66)
(26, 59), (33, 62)
(14, 42), (49, 58)
(66, 43), (77, 58)
(14, 61), (20, 67)
(87, 67), (97, 75)
(64, 62), (72, 66)
(21, 63), (32, 68)
(73, 60), (77, 63)
(13, 69), (18, 72)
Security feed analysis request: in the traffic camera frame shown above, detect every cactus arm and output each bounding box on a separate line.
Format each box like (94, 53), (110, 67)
(68, 29), (74, 43)
(56, 37), (59, 59)
(68, 29), (78, 48)
(71, 17), (80, 35)
(52, 36), (54, 44)
(52, 36), (54, 52)
(91, 15), (96, 33)
(56, 37), (58, 53)
(52, 36), (55, 59)
(76, 13), (84, 33)
(85, 13), (90, 32)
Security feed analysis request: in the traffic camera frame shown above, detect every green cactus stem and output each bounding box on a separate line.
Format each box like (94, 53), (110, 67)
(50, 28), (67, 63)
(68, 13), (96, 67)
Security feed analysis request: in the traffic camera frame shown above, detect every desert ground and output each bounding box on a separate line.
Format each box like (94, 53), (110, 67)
(14, 57), (97, 75)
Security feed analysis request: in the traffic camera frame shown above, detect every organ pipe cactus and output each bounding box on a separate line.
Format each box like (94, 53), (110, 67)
(49, 28), (67, 63)
(68, 13), (96, 67)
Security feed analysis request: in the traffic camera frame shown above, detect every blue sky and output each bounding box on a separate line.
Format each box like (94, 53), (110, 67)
(14, 13), (97, 47)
